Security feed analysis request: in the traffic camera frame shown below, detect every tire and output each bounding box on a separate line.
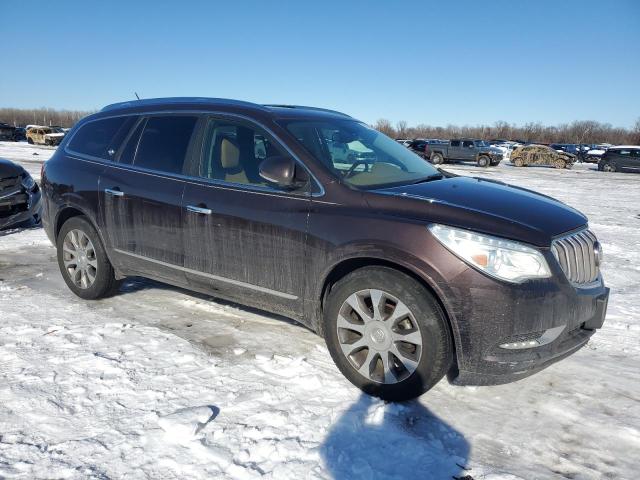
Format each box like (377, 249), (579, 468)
(323, 266), (453, 401)
(477, 156), (490, 167)
(27, 137), (34, 144)
(603, 162), (616, 172)
(56, 216), (121, 300)
(554, 159), (566, 169)
(513, 157), (525, 167)
(430, 153), (444, 165)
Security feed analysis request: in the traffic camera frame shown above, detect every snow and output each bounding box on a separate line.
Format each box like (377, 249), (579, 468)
(1, 143), (639, 479)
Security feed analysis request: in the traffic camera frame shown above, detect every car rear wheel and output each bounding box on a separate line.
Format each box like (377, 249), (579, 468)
(27, 137), (33, 144)
(57, 216), (120, 300)
(323, 266), (453, 401)
(603, 163), (616, 172)
(477, 155), (490, 167)
(430, 153), (444, 165)
(513, 157), (525, 167)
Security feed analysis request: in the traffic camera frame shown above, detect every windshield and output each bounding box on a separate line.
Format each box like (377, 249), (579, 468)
(282, 119), (439, 189)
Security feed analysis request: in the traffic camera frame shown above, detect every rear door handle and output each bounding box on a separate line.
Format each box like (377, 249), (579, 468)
(105, 188), (124, 197)
(186, 205), (212, 215)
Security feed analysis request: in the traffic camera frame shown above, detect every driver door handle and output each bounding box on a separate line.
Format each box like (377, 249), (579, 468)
(186, 205), (212, 215)
(105, 188), (124, 197)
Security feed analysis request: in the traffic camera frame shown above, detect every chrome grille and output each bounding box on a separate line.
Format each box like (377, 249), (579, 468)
(551, 229), (599, 285)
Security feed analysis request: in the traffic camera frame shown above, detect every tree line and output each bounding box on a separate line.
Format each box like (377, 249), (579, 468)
(0, 108), (94, 128)
(375, 118), (640, 145)
(1, 107), (638, 145)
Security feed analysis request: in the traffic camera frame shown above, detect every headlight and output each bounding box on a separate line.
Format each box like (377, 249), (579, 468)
(21, 173), (36, 191)
(428, 224), (551, 283)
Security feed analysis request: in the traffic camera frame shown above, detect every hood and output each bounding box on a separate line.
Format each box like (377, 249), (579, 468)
(0, 157), (25, 178)
(365, 176), (587, 247)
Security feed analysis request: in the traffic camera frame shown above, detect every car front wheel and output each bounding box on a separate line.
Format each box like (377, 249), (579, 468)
(57, 216), (120, 300)
(477, 155), (490, 167)
(323, 267), (453, 401)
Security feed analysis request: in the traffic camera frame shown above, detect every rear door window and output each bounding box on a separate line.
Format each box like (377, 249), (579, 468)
(68, 116), (134, 160)
(131, 115), (198, 174)
(450, 140), (460, 147)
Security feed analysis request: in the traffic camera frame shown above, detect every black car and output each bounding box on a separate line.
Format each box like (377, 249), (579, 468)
(550, 143), (580, 156)
(12, 127), (27, 142)
(41, 98), (608, 401)
(0, 123), (16, 141)
(598, 146), (640, 173)
(0, 158), (42, 229)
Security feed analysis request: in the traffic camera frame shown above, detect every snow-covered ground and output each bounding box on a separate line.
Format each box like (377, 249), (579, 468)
(1, 142), (639, 479)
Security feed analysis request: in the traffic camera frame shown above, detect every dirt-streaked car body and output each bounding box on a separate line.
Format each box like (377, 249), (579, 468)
(510, 144), (575, 169)
(26, 126), (66, 146)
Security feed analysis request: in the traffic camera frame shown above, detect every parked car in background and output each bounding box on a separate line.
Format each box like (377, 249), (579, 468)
(407, 139), (447, 158)
(12, 127), (27, 142)
(490, 141), (521, 160)
(0, 123), (16, 141)
(510, 145), (575, 169)
(395, 139), (412, 147)
(26, 126), (66, 146)
(598, 146), (640, 173)
(582, 144), (611, 163)
(427, 139), (503, 167)
(550, 143), (580, 156)
(41, 97), (608, 401)
(0, 157), (42, 229)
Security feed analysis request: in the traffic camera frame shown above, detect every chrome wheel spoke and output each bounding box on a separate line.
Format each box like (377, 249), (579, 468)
(381, 353), (396, 384)
(393, 329), (422, 346)
(369, 289), (386, 321)
(345, 293), (373, 323)
(357, 348), (377, 378)
(340, 336), (368, 357)
(390, 343), (419, 372)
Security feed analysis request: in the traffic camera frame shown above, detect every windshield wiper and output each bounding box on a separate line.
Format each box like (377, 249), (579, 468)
(409, 173), (443, 185)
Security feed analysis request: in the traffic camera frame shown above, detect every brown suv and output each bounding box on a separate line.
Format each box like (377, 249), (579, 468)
(41, 98), (609, 401)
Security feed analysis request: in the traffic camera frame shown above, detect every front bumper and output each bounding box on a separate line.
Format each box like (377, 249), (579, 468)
(0, 186), (42, 229)
(439, 250), (609, 386)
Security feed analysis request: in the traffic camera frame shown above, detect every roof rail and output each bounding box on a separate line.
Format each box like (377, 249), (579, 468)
(262, 104), (351, 118)
(100, 97), (268, 112)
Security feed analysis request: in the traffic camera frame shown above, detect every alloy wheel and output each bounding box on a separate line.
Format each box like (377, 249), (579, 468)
(62, 229), (98, 289)
(336, 289), (423, 384)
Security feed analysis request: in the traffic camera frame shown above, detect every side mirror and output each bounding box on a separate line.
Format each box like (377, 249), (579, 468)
(259, 156), (306, 189)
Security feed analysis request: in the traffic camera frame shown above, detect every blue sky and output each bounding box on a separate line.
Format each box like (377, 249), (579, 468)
(2, 0), (638, 127)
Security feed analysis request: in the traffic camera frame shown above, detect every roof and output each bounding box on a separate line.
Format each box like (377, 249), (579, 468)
(99, 97), (351, 121)
(609, 145), (640, 149)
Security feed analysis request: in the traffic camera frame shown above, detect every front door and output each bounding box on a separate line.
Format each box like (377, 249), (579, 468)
(181, 117), (312, 319)
(100, 114), (199, 284)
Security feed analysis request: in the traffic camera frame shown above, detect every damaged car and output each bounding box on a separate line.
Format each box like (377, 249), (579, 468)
(42, 98), (608, 401)
(26, 126), (66, 146)
(510, 144), (576, 169)
(0, 158), (42, 229)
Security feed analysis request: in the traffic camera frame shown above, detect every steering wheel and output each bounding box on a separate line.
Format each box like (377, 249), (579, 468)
(344, 160), (373, 178)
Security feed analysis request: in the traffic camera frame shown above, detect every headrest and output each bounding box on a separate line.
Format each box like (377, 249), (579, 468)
(220, 137), (240, 169)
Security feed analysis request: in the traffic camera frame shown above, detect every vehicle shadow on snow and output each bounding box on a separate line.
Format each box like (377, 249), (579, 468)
(321, 394), (470, 479)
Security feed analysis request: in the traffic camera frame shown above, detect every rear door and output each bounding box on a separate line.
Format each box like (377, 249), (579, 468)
(181, 116), (313, 318)
(100, 114), (200, 284)
(627, 149), (640, 172)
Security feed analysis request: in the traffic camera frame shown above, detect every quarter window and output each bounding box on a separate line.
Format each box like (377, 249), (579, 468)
(133, 116), (198, 174)
(68, 116), (134, 159)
